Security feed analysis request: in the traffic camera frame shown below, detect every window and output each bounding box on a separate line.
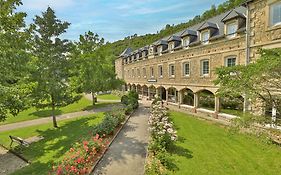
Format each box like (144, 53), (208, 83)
(169, 43), (174, 50)
(158, 46), (162, 53)
(183, 62), (190, 76)
(137, 69), (140, 77)
(132, 69), (135, 77)
(183, 38), (189, 47)
(150, 67), (154, 78)
(201, 31), (210, 44)
(201, 60), (209, 76)
(158, 65), (163, 77)
(270, 1), (281, 26)
(143, 68), (146, 78)
(127, 70), (130, 78)
(225, 57), (236, 67)
(226, 22), (238, 37)
(169, 64), (175, 77)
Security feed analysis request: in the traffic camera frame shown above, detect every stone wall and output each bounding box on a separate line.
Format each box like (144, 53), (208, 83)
(249, 0), (281, 61)
(115, 58), (123, 79)
(123, 34), (246, 93)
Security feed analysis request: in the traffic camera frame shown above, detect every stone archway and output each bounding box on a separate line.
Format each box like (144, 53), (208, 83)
(149, 85), (156, 99)
(197, 89), (215, 110)
(157, 86), (167, 100)
(180, 88), (194, 106)
(142, 85), (148, 97)
(167, 87), (178, 103)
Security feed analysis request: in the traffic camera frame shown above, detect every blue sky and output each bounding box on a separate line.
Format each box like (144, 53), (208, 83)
(19, 0), (225, 42)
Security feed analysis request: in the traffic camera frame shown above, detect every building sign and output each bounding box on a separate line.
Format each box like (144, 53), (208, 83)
(148, 79), (157, 83)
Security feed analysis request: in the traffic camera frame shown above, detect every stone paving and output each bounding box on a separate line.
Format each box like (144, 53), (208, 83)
(92, 102), (150, 175)
(0, 146), (28, 175)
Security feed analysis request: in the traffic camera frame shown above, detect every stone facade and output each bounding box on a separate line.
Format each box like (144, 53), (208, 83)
(115, 0), (281, 118)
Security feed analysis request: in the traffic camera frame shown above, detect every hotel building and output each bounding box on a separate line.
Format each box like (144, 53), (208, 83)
(115, 0), (281, 119)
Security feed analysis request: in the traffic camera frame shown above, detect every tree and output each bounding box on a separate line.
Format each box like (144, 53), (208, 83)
(74, 31), (123, 106)
(30, 7), (80, 127)
(0, 0), (32, 121)
(215, 49), (281, 125)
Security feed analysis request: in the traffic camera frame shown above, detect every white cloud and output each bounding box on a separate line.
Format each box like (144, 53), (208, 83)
(21, 0), (75, 11)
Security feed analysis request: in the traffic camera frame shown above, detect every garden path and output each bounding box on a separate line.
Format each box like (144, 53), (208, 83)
(0, 104), (122, 132)
(0, 146), (28, 175)
(92, 101), (150, 175)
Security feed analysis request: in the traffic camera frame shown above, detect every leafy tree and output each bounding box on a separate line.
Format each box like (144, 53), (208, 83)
(74, 31), (123, 106)
(0, 0), (32, 121)
(215, 49), (281, 124)
(30, 7), (80, 127)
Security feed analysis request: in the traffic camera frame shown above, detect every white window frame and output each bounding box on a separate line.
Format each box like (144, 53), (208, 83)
(270, 1), (281, 26)
(169, 64), (175, 78)
(183, 38), (190, 47)
(169, 42), (174, 50)
(201, 31), (210, 44)
(201, 59), (210, 76)
(158, 65), (163, 78)
(225, 57), (237, 67)
(183, 62), (190, 77)
(226, 21), (238, 38)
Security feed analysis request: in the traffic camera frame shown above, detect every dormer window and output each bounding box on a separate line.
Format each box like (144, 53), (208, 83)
(201, 31), (210, 44)
(226, 21), (238, 38)
(270, 1), (281, 26)
(182, 38), (190, 47)
(169, 43), (174, 50)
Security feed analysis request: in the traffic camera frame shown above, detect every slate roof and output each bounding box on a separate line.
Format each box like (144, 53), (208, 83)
(168, 35), (181, 42)
(222, 10), (246, 22)
(120, 48), (133, 57)
(121, 6), (247, 58)
(181, 29), (197, 37)
(198, 22), (218, 31)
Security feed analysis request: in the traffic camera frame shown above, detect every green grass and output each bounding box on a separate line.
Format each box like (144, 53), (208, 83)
(167, 111), (281, 175)
(97, 94), (121, 100)
(1, 97), (117, 125)
(221, 108), (244, 116)
(0, 113), (104, 175)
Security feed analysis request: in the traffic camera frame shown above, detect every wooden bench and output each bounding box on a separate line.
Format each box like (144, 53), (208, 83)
(9, 136), (30, 148)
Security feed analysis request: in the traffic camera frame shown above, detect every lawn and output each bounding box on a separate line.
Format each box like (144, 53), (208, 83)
(97, 94), (121, 101)
(0, 113), (104, 175)
(167, 111), (281, 175)
(0, 97), (117, 125)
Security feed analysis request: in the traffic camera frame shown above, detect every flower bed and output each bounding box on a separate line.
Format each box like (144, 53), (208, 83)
(51, 92), (139, 175)
(145, 101), (178, 175)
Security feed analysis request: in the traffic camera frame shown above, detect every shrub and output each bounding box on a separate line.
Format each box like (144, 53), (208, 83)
(121, 95), (129, 105)
(106, 108), (126, 124)
(152, 97), (162, 105)
(93, 114), (118, 136)
(128, 90), (139, 100)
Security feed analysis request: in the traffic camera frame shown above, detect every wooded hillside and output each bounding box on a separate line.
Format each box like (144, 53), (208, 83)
(103, 0), (246, 58)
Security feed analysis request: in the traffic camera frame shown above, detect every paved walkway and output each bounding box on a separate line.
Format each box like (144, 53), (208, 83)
(0, 104), (121, 132)
(92, 102), (150, 175)
(0, 146), (28, 175)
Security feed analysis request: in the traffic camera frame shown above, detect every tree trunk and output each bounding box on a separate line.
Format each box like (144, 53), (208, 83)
(52, 103), (58, 128)
(92, 92), (96, 106)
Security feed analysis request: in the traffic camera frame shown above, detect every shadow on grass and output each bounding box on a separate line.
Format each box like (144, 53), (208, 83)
(12, 116), (101, 174)
(29, 109), (63, 118)
(82, 102), (122, 111)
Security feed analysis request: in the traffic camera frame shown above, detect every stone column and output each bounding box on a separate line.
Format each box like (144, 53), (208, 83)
(142, 87), (144, 98)
(193, 93), (199, 113)
(159, 88), (163, 100)
(148, 88), (151, 100)
(178, 91), (182, 108)
(214, 96), (220, 119)
(166, 89), (169, 105)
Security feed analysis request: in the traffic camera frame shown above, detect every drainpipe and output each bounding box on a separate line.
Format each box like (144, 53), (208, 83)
(243, 2), (251, 113)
